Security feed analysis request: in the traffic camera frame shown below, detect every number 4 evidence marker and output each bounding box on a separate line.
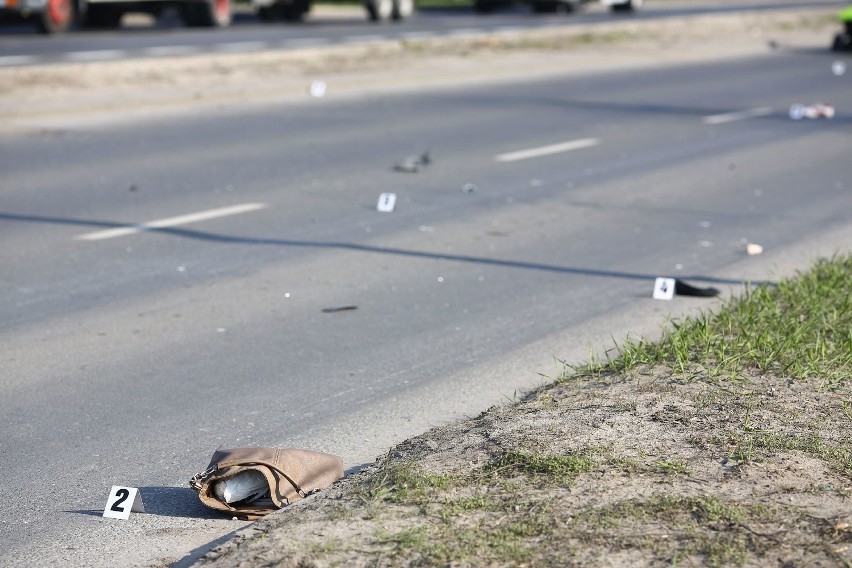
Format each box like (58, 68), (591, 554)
(653, 277), (676, 301)
(103, 486), (145, 519)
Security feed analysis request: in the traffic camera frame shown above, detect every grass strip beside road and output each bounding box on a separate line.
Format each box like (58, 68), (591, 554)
(196, 256), (852, 566)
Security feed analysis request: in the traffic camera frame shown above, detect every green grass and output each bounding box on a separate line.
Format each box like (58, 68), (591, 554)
(582, 255), (852, 388)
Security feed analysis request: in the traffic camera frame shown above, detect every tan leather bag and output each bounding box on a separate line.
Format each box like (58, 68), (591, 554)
(190, 447), (344, 519)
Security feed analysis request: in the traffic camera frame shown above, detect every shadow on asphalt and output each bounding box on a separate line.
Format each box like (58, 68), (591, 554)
(64, 487), (222, 519)
(0, 212), (771, 287)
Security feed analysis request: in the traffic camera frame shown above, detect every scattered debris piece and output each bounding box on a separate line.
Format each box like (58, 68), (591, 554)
(309, 80), (327, 98)
(418, 225), (435, 233)
(128, 184), (138, 192)
(699, 240), (713, 248)
(789, 103), (835, 120)
(675, 279), (720, 297)
(746, 243), (764, 256)
(321, 305), (358, 313)
(832, 60), (847, 76)
(377, 193), (397, 212)
(394, 150), (431, 173)
(461, 183), (478, 193)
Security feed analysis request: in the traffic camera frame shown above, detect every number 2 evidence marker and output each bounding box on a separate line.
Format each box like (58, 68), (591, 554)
(103, 486), (145, 519)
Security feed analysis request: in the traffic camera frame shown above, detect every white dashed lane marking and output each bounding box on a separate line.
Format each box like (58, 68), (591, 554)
(494, 138), (601, 163)
(702, 107), (774, 124)
(65, 49), (126, 62)
(75, 203), (268, 241)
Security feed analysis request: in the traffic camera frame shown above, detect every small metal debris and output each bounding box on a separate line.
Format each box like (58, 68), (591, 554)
(321, 305), (358, 313)
(394, 150), (431, 173)
(461, 183), (477, 193)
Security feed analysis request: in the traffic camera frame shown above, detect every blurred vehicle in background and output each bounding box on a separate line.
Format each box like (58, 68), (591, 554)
(475, 0), (638, 15)
(0, 0), (231, 32)
(0, 0), (413, 33)
(599, 0), (640, 12)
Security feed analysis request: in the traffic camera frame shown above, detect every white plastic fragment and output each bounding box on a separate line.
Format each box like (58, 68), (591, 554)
(746, 243), (764, 256)
(309, 80), (327, 98)
(461, 183), (477, 193)
(832, 60), (846, 76)
(214, 470), (269, 504)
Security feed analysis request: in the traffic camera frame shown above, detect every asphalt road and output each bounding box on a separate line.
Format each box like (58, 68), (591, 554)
(0, 0), (840, 66)
(2, 46), (851, 566)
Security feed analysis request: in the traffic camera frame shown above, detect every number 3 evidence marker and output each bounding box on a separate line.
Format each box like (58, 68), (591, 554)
(377, 193), (396, 212)
(103, 486), (145, 519)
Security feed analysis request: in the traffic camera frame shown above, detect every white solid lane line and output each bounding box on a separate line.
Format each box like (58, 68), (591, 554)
(0, 55), (38, 67)
(702, 107), (774, 125)
(75, 203), (268, 241)
(494, 138), (601, 163)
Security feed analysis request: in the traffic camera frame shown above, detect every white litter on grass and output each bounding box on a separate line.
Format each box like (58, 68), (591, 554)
(309, 80), (327, 98)
(832, 60), (846, 76)
(746, 243), (764, 256)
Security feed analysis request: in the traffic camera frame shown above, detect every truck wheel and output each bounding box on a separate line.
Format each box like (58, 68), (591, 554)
(365, 0), (392, 21)
(531, 1), (557, 13)
(281, 0), (308, 21)
(612, 0), (641, 12)
(181, 0), (231, 27)
(258, 5), (276, 20)
(83, 4), (123, 28)
(36, 0), (74, 33)
(473, 0), (492, 12)
(391, 0), (413, 20)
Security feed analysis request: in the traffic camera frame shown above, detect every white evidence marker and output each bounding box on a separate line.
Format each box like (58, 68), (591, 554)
(653, 277), (676, 301)
(103, 486), (145, 519)
(377, 193), (397, 212)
